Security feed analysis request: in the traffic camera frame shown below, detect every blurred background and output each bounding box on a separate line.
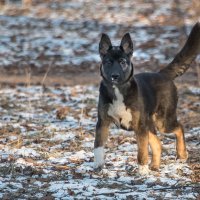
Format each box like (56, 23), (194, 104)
(0, 0), (199, 86)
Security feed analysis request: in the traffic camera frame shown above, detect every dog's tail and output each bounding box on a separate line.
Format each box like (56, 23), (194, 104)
(159, 22), (200, 79)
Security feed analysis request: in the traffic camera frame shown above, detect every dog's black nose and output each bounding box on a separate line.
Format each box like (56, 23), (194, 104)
(111, 73), (120, 81)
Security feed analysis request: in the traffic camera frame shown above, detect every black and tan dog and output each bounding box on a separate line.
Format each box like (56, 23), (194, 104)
(94, 22), (200, 175)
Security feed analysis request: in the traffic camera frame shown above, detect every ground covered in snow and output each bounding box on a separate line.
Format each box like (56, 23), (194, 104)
(0, 84), (199, 199)
(0, 0), (200, 199)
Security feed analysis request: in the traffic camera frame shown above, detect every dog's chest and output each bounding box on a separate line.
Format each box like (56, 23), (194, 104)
(108, 87), (132, 129)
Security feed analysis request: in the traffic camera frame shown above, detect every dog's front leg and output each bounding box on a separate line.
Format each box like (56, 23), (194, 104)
(94, 118), (110, 171)
(136, 130), (149, 175)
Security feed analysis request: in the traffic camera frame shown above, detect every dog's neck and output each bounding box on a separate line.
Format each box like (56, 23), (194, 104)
(102, 76), (137, 99)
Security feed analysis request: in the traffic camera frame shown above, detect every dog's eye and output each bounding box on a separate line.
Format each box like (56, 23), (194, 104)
(104, 60), (112, 65)
(119, 59), (126, 65)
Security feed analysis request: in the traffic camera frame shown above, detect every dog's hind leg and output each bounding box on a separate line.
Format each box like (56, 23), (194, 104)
(149, 131), (162, 171)
(94, 118), (110, 171)
(156, 114), (188, 161)
(172, 124), (188, 161)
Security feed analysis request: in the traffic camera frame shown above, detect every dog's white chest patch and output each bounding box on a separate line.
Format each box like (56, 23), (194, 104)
(108, 87), (132, 129)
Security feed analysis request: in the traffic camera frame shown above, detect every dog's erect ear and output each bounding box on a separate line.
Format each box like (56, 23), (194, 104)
(120, 33), (133, 56)
(99, 33), (112, 58)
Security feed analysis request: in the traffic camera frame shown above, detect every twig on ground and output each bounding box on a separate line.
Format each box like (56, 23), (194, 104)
(41, 60), (54, 86)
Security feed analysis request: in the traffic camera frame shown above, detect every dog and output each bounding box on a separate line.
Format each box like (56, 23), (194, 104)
(94, 22), (200, 175)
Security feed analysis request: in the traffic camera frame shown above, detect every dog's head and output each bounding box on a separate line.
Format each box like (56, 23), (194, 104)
(99, 33), (134, 85)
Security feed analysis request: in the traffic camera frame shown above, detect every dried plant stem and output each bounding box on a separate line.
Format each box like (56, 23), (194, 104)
(25, 65), (32, 113)
(25, 65), (31, 88)
(41, 60), (54, 86)
(78, 92), (85, 137)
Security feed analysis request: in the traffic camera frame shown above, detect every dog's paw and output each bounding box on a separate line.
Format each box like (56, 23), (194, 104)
(94, 161), (104, 172)
(150, 164), (160, 172)
(176, 158), (188, 163)
(94, 165), (104, 173)
(138, 165), (150, 176)
(176, 151), (188, 163)
(94, 147), (105, 171)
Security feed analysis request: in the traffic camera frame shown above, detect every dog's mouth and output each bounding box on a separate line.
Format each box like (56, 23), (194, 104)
(111, 78), (119, 84)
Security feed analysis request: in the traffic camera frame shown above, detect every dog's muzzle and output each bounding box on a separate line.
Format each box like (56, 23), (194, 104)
(111, 73), (120, 83)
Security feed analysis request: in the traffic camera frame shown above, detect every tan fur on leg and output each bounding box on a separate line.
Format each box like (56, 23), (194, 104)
(149, 131), (162, 171)
(137, 133), (149, 175)
(173, 126), (188, 161)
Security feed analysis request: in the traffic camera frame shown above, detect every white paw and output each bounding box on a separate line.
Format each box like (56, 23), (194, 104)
(94, 147), (105, 169)
(138, 165), (150, 176)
